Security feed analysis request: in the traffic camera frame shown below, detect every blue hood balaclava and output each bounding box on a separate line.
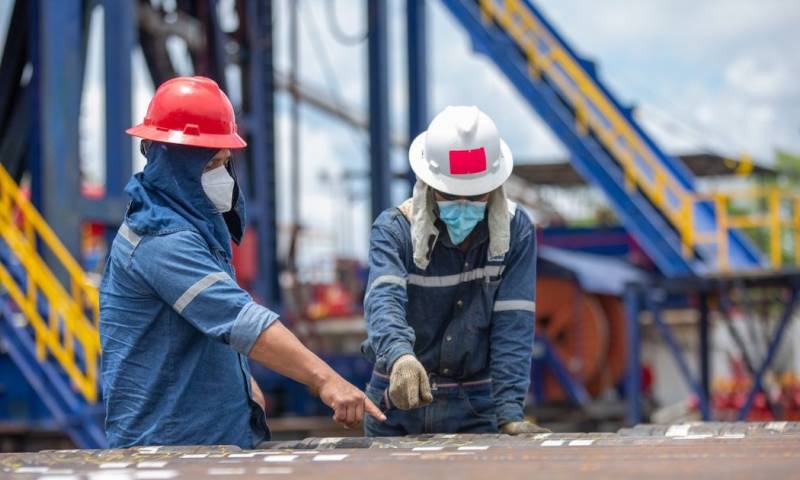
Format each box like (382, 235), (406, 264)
(124, 142), (246, 259)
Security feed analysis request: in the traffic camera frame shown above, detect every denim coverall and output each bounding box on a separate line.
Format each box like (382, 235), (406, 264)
(100, 143), (278, 448)
(362, 202), (536, 435)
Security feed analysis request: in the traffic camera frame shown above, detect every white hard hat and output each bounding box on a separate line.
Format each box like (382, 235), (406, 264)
(409, 106), (513, 196)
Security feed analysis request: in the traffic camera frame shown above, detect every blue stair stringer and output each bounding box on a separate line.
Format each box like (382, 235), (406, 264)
(0, 241), (106, 449)
(440, 0), (764, 276)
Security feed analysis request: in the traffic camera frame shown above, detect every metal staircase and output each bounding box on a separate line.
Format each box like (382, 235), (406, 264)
(441, 0), (768, 276)
(0, 164), (105, 448)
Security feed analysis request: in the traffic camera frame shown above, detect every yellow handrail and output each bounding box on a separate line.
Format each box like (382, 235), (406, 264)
(0, 165), (99, 402)
(479, 0), (796, 271)
(481, 0), (693, 239)
(700, 187), (800, 270)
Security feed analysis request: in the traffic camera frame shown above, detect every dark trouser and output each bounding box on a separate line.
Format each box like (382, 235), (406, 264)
(363, 370), (499, 436)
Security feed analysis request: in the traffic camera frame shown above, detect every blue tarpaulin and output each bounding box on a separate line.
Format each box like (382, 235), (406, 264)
(538, 246), (649, 295)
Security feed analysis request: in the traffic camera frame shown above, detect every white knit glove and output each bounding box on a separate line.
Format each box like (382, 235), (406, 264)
(500, 421), (551, 435)
(388, 355), (433, 410)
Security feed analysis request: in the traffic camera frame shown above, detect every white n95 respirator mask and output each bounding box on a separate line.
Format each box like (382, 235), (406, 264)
(201, 165), (235, 213)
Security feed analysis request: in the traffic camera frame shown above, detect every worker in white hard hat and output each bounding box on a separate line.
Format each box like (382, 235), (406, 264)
(361, 106), (548, 435)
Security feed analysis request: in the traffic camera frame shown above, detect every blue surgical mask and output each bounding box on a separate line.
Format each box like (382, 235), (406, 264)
(437, 200), (487, 245)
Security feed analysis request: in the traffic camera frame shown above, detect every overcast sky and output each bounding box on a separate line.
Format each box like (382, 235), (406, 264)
(2, 0), (799, 264)
(269, 0), (800, 161)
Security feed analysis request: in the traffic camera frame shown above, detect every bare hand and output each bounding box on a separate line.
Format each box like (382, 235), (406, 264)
(245, 322), (386, 428)
(250, 377), (266, 411)
(318, 376), (386, 429)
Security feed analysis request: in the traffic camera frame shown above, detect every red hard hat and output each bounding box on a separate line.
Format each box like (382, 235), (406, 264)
(127, 76), (247, 149)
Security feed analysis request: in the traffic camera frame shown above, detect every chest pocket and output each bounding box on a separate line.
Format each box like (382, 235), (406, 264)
(478, 278), (502, 326)
(482, 262), (504, 297)
(462, 272), (500, 333)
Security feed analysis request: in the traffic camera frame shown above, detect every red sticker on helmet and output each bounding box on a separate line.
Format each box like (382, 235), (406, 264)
(449, 147), (487, 175)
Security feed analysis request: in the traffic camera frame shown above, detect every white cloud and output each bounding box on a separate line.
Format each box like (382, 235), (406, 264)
(531, 0), (800, 160)
(724, 54), (797, 100)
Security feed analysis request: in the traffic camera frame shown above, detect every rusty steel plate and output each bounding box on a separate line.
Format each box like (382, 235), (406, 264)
(2, 423), (800, 479)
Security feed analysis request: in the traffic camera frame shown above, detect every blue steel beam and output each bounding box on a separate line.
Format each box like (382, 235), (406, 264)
(624, 273), (800, 424)
(35, 0), (83, 258)
(698, 293), (711, 415)
(368, 0), (390, 220)
(202, 0), (230, 93)
(648, 294), (710, 420)
(717, 291), (783, 417)
(245, 0), (280, 309)
(406, 0), (427, 195)
(103, 0), (134, 199)
(531, 340), (545, 404)
(537, 336), (590, 406)
(624, 285), (642, 425)
(737, 287), (799, 420)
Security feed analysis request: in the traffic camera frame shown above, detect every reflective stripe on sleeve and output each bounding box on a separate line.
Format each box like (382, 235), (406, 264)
(173, 271), (231, 313)
(493, 300), (536, 313)
(365, 274), (407, 300)
(118, 223), (141, 247)
(408, 265), (505, 288)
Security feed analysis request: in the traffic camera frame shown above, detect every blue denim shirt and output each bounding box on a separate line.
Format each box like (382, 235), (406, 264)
(100, 143), (278, 448)
(361, 203), (537, 425)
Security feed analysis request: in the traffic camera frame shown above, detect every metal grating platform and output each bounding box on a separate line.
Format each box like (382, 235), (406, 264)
(2, 422), (799, 479)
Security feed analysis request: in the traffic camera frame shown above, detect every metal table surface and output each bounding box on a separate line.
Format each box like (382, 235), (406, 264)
(2, 422), (799, 479)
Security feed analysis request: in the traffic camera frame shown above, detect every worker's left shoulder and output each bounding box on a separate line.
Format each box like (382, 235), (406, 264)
(508, 200), (536, 237)
(129, 229), (211, 268)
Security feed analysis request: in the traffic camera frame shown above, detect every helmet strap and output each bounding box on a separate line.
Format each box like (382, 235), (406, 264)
(140, 140), (152, 157)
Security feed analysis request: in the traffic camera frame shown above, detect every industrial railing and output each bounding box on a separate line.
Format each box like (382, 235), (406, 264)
(0, 164), (100, 402)
(478, 0), (785, 271)
(701, 188), (800, 271)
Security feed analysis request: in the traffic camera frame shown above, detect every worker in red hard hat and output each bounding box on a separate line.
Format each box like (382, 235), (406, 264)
(100, 76), (384, 449)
